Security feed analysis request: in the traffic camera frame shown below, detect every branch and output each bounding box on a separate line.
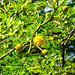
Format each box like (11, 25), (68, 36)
(61, 28), (75, 68)
(61, 43), (65, 68)
(0, 36), (13, 44)
(0, 47), (15, 60)
(22, 49), (35, 63)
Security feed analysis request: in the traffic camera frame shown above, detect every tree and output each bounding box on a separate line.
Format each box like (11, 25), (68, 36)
(0, 0), (75, 74)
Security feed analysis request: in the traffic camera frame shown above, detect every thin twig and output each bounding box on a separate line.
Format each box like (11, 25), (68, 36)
(0, 47), (15, 60)
(44, 23), (57, 47)
(22, 49), (35, 63)
(0, 36), (13, 44)
(35, 53), (42, 67)
(44, 22), (55, 38)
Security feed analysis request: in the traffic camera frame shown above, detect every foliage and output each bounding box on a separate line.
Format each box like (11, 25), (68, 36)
(0, 0), (75, 75)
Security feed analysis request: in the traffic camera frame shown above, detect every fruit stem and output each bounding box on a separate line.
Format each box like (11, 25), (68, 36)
(28, 40), (32, 53)
(37, 45), (42, 51)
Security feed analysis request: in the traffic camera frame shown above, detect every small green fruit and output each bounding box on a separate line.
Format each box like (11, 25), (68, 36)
(42, 50), (48, 55)
(62, 6), (68, 13)
(53, 35), (58, 41)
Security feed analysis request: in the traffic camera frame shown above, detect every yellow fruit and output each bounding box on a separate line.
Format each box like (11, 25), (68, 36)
(33, 36), (44, 46)
(62, 6), (68, 13)
(15, 44), (24, 52)
(53, 35), (58, 41)
(42, 50), (48, 55)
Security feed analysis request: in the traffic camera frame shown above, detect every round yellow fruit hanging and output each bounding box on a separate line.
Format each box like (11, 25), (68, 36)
(15, 43), (24, 52)
(33, 36), (44, 46)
